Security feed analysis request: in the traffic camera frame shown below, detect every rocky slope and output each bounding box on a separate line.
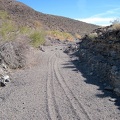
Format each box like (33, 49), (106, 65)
(0, 0), (98, 36)
(0, 0), (99, 83)
(78, 25), (120, 96)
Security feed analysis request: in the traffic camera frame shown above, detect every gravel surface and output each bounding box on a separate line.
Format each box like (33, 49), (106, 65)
(0, 44), (120, 120)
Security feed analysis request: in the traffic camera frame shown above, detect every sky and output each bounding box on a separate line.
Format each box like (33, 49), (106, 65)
(17, 0), (120, 26)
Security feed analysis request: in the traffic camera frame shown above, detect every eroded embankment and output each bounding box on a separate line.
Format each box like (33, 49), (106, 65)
(78, 25), (120, 96)
(0, 37), (29, 86)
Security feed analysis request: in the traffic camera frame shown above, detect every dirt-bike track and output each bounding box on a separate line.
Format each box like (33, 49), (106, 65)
(0, 45), (119, 120)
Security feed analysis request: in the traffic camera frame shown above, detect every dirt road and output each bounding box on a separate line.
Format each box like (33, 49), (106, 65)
(0, 44), (120, 120)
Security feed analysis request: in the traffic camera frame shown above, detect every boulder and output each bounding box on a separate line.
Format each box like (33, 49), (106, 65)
(0, 42), (26, 69)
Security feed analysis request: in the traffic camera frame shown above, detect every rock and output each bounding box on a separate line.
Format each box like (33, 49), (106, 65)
(104, 85), (114, 91)
(110, 51), (116, 58)
(0, 42), (26, 69)
(0, 74), (10, 85)
(0, 68), (4, 75)
(39, 45), (45, 52)
(89, 72), (93, 75)
(64, 44), (79, 54)
(109, 98), (116, 102)
(77, 25), (120, 96)
(111, 66), (118, 71)
(0, 82), (6, 87)
(103, 83), (107, 86)
(114, 88), (120, 96)
(2, 75), (10, 83)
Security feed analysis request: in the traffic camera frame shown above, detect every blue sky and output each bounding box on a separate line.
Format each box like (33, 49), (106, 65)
(17, 0), (120, 26)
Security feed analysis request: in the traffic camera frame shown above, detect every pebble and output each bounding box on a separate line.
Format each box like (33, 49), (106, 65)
(109, 98), (116, 102)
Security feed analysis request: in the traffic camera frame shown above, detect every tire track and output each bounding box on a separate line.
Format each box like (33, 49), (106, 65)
(46, 54), (62, 120)
(53, 64), (81, 120)
(45, 55), (52, 120)
(54, 52), (91, 120)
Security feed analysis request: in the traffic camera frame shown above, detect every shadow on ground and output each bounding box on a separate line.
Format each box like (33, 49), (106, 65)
(63, 51), (120, 110)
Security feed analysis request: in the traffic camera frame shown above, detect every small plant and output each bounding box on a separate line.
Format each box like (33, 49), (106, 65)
(75, 33), (81, 39)
(0, 10), (17, 41)
(110, 18), (120, 30)
(0, 20), (17, 40)
(30, 31), (45, 47)
(87, 32), (98, 40)
(19, 26), (31, 35)
(33, 20), (43, 29)
(0, 10), (10, 19)
(46, 30), (74, 41)
(112, 23), (120, 30)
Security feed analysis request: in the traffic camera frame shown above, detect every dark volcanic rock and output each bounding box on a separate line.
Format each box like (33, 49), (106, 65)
(78, 25), (120, 96)
(0, 41), (26, 69)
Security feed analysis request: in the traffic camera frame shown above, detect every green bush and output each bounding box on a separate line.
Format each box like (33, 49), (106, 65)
(30, 31), (45, 47)
(0, 20), (17, 40)
(0, 10), (17, 41)
(0, 10), (10, 19)
(19, 26), (31, 35)
(87, 32), (98, 40)
(0, 10), (45, 46)
(112, 23), (120, 30)
(46, 30), (74, 41)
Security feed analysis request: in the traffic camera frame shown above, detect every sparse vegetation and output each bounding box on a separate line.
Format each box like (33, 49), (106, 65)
(19, 26), (31, 35)
(46, 30), (74, 41)
(33, 20), (43, 29)
(75, 33), (81, 39)
(112, 23), (120, 30)
(0, 20), (17, 41)
(30, 30), (45, 47)
(87, 32), (98, 40)
(0, 10), (10, 19)
(110, 18), (120, 30)
(0, 11), (45, 46)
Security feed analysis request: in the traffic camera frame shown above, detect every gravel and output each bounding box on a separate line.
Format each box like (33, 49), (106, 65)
(0, 44), (119, 120)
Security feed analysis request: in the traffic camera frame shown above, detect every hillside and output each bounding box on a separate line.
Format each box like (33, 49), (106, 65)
(0, 0), (98, 36)
(0, 0), (120, 119)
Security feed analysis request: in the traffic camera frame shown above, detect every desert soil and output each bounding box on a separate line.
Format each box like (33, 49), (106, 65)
(0, 43), (120, 120)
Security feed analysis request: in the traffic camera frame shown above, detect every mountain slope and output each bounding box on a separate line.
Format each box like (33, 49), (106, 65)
(0, 0), (99, 36)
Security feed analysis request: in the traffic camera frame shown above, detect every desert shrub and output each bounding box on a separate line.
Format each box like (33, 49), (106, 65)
(87, 32), (98, 40)
(62, 32), (74, 41)
(110, 18), (120, 30)
(112, 23), (120, 30)
(30, 31), (45, 47)
(75, 33), (81, 39)
(0, 10), (10, 19)
(0, 20), (17, 40)
(46, 30), (74, 41)
(0, 10), (45, 45)
(0, 11), (17, 40)
(33, 20), (43, 29)
(19, 26), (31, 35)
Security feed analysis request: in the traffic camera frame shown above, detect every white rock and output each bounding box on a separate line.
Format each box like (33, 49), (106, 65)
(109, 98), (116, 102)
(2, 75), (10, 80)
(2, 63), (7, 69)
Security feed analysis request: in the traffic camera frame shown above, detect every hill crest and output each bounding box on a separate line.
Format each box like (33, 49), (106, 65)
(0, 0), (99, 36)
